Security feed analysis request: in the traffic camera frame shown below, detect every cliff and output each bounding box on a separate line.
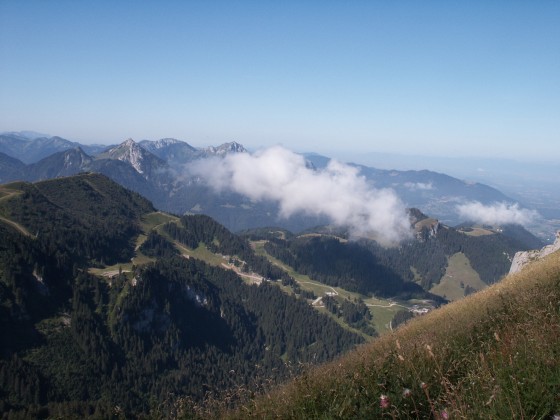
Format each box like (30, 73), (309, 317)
(509, 231), (560, 274)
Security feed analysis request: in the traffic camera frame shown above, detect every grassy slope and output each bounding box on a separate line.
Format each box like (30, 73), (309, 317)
(90, 211), (257, 284)
(89, 211), (179, 276)
(430, 252), (487, 301)
(219, 249), (560, 419)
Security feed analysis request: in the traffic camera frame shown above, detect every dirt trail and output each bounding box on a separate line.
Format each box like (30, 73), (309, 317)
(0, 187), (33, 237)
(221, 263), (264, 284)
(0, 216), (33, 237)
(366, 302), (408, 309)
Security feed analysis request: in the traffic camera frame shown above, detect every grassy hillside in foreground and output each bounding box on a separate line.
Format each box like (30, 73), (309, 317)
(201, 249), (560, 419)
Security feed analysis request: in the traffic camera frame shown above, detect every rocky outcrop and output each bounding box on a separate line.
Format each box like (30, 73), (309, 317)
(509, 231), (560, 274)
(202, 141), (247, 157)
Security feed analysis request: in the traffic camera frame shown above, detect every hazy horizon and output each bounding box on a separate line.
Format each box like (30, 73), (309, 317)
(2, 128), (558, 194)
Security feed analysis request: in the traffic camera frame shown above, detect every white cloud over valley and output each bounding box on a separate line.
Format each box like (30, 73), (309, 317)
(189, 146), (413, 245)
(456, 201), (538, 226)
(404, 182), (434, 191)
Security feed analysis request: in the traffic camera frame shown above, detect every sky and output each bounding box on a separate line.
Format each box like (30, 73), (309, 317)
(1, 1), (559, 161)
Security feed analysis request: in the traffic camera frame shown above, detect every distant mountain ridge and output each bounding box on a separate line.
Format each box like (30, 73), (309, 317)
(0, 133), (246, 166)
(304, 153), (516, 226)
(138, 137), (198, 165)
(0, 152), (25, 183)
(96, 138), (168, 177)
(26, 147), (94, 180)
(1, 130), (51, 139)
(0, 133), (106, 163)
(0, 133), (536, 233)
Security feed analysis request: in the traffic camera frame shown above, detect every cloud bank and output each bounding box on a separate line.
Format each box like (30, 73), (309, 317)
(190, 146), (412, 244)
(456, 201), (538, 226)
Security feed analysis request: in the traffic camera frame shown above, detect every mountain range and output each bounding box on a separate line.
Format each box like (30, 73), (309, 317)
(0, 132), (107, 164)
(0, 133), (539, 235)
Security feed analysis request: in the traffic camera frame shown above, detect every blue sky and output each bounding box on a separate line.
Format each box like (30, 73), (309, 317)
(1, 1), (559, 161)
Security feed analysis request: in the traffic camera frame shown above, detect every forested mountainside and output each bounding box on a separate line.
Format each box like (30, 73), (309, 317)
(0, 174), (362, 418)
(365, 225), (531, 289)
(0, 173), (154, 266)
(244, 210), (540, 302)
(263, 235), (427, 298)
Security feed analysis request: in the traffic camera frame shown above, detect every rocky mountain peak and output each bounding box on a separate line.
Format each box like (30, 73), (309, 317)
(100, 138), (153, 175)
(63, 147), (92, 169)
(203, 141), (247, 156)
(153, 138), (182, 148)
(137, 138), (198, 164)
(509, 231), (560, 274)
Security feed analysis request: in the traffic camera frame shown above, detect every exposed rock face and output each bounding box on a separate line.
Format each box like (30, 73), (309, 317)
(409, 208), (440, 241)
(202, 141), (247, 156)
(138, 138), (198, 164)
(103, 138), (147, 174)
(96, 138), (168, 180)
(509, 231), (560, 274)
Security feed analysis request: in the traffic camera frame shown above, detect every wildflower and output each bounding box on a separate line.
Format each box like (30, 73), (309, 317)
(426, 344), (434, 358)
(379, 394), (390, 409)
(440, 409), (449, 419)
(402, 388), (412, 398)
(420, 382), (428, 390)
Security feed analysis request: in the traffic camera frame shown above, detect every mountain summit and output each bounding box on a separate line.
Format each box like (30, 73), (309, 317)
(202, 141), (247, 156)
(138, 138), (198, 164)
(27, 147), (93, 180)
(97, 138), (167, 178)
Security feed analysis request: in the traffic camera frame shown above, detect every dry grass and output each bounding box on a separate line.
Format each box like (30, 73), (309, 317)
(140, 211), (179, 233)
(430, 252), (487, 301)
(460, 227), (495, 237)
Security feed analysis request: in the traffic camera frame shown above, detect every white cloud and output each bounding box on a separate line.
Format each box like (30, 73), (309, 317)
(456, 201), (538, 226)
(189, 146), (413, 245)
(404, 182), (434, 191)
